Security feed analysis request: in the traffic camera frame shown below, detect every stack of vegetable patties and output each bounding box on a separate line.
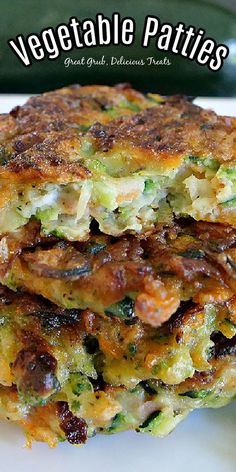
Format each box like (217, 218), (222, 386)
(0, 84), (235, 447)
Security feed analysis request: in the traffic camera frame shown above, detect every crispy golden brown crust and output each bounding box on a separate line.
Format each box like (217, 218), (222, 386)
(2, 219), (236, 328)
(0, 85), (235, 185)
(0, 84), (152, 183)
(0, 282), (235, 445)
(0, 282), (235, 385)
(0, 84), (235, 444)
(89, 96), (236, 169)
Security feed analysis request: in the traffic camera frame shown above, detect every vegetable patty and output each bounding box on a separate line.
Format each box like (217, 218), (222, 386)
(0, 84), (235, 240)
(0, 284), (234, 446)
(2, 219), (236, 328)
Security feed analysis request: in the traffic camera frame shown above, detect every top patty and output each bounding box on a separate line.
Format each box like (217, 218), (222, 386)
(0, 84), (236, 240)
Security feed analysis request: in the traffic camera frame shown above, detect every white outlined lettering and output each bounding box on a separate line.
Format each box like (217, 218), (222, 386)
(7, 14), (229, 72)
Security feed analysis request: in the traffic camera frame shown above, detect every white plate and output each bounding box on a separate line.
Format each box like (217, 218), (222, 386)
(0, 95), (235, 472)
(1, 95), (236, 116)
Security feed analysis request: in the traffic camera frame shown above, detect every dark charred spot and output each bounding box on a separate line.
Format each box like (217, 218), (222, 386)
(90, 374), (106, 392)
(84, 335), (99, 354)
(57, 401), (87, 444)
(13, 140), (30, 153)
(0, 294), (12, 305)
(124, 317), (138, 326)
(186, 96), (197, 102)
(165, 300), (196, 333)
(156, 142), (172, 152)
(168, 120), (182, 128)
(47, 120), (65, 131)
(139, 380), (157, 395)
(175, 333), (182, 344)
(0, 282), (19, 304)
(8, 156), (40, 172)
(200, 123), (215, 130)
(31, 309), (81, 331)
(93, 96), (112, 111)
(0, 297), (12, 306)
(92, 126), (107, 139)
(180, 112), (194, 119)
(211, 333), (236, 358)
(10, 105), (20, 118)
(135, 117), (145, 125)
(0, 145), (12, 165)
(189, 370), (214, 385)
(13, 347), (60, 398)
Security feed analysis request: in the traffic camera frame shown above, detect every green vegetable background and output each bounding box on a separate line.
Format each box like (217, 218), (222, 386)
(0, 0), (235, 95)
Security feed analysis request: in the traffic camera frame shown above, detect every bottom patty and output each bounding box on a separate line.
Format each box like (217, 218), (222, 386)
(0, 285), (234, 446)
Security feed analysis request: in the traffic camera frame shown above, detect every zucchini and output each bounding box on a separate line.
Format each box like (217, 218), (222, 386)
(70, 373), (93, 396)
(87, 159), (107, 173)
(119, 99), (141, 112)
(80, 140), (96, 157)
(34, 264), (91, 280)
(128, 343), (137, 357)
(144, 179), (156, 194)
(108, 413), (126, 432)
(187, 155), (219, 171)
(104, 297), (136, 322)
(179, 389), (211, 399)
(139, 380), (157, 395)
(85, 241), (106, 255)
(138, 410), (161, 430)
(220, 197), (236, 207)
(78, 124), (91, 132)
(138, 407), (189, 436)
(178, 248), (205, 259)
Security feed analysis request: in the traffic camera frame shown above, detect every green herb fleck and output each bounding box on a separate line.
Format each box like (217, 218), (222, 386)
(128, 343), (137, 357)
(105, 297), (135, 321)
(70, 373), (93, 396)
(144, 179), (156, 193)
